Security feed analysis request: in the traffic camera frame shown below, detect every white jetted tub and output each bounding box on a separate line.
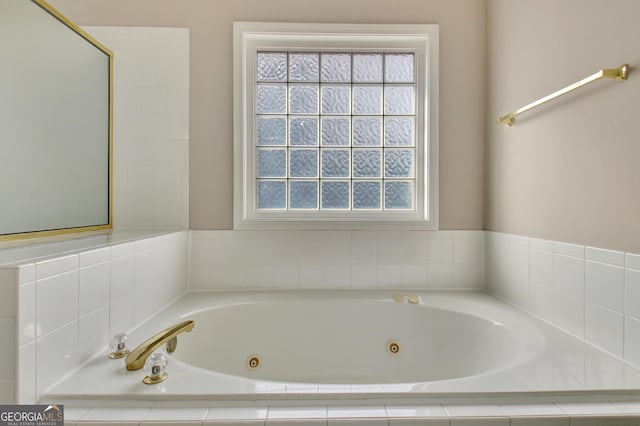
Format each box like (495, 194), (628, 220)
(49, 290), (640, 401)
(171, 291), (538, 384)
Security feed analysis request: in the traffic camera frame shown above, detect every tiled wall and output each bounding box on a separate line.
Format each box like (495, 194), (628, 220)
(60, 400), (640, 425)
(0, 231), (189, 404)
(190, 230), (485, 290)
(83, 26), (190, 230)
(0, 26), (190, 404)
(486, 231), (640, 367)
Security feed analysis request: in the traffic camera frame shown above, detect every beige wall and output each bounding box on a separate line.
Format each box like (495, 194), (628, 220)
(48, 0), (486, 230)
(486, 0), (640, 252)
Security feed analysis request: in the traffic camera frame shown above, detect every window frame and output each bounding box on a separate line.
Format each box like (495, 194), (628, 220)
(233, 22), (439, 230)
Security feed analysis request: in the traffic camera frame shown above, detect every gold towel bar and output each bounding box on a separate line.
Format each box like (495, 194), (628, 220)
(497, 64), (629, 126)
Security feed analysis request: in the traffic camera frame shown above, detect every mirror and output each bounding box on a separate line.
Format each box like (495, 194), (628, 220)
(0, 0), (112, 240)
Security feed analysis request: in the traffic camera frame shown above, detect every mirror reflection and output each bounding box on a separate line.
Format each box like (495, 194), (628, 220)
(0, 0), (112, 239)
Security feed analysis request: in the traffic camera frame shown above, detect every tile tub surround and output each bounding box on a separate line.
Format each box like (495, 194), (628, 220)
(47, 291), (640, 398)
(190, 230), (485, 291)
(0, 230), (189, 404)
(4, 228), (640, 424)
(486, 231), (640, 368)
(59, 400), (640, 425)
(82, 26), (190, 230)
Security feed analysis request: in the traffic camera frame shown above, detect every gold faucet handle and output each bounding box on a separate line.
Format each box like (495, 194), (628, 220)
(125, 320), (195, 371)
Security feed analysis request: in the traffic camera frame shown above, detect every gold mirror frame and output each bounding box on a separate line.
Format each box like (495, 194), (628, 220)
(0, 0), (113, 242)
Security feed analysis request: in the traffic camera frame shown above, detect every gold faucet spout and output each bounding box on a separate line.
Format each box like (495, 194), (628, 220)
(125, 320), (195, 371)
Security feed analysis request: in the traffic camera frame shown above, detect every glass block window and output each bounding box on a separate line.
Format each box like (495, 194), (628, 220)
(256, 51), (416, 211)
(234, 23), (439, 229)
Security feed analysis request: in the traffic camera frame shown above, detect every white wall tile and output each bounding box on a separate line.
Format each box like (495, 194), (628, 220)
(189, 264), (217, 291)
(386, 406), (448, 419)
(205, 407), (268, 423)
(453, 237), (484, 265)
(35, 320), (77, 397)
(111, 242), (135, 260)
(627, 269), (640, 320)
(16, 342), (35, 404)
(390, 419), (450, 426)
(110, 255), (135, 301)
(247, 264), (298, 289)
(134, 248), (156, 323)
(530, 238), (554, 252)
(510, 418), (569, 426)
(143, 407), (207, 422)
(376, 265), (402, 289)
(585, 261), (624, 312)
(213, 236), (249, 266)
(109, 294), (135, 336)
(450, 418), (510, 426)
(530, 249), (553, 287)
(627, 253), (640, 271)
(625, 316), (640, 366)
(17, 283), (35, 346)
(296, 232), (325, 266)
(453, 230), (483, 239)
(324, 265), (352, 289)
(0, 269), (16, 317)
(78, 306), (109, 364)
(585, 302), (624, 357)
(555, 402), (622, 415)
(401, 231), (428, 265)
(586, 247), (625, 267)
(429, 230), (453, 239)
(444, 404), (506, 417)
(78, 247), (110, 268)
(501, 404), (565, 416)
(328, 406), (387, 423)
(569, 417), (627, 426)
(79, 407), (149, 424)
(529, 283), (553, 321)
(35, 255), (78, 280)
(299, 265), (325, 289)
(352, 264), (378, 289)
(552, 290), (585, 338)
(554, 254), (584, 298)
(268, 407), (327, 422)
(323, 231), (350, 264)
(554, 242), (584, 258)
(190, 230), (470, 291)
(216, 265), (251, 290)
(506, 278), (530, 310)
(427, 264), (453, 288)
(376, 232), (402, 265)
(453, 264), (483, 289)
(84, 26), (189, 230)
(0, 231), (189, 411)
(17, 264), (35, 285)
(612, 401), (640, 414)
(401, 265), (428, 288)
(0, 319), (14, 381)
(36, 271), (78, 337)
(427, 237), (453, 264)
(352, 235), (378, 264)
(268, 420), (325, 426)
(511, 245), (530, 284)
(78, 262), (110, 316)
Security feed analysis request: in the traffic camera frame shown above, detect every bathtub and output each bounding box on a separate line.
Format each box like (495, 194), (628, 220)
(169, 291), (540, 385)
(48, 290), (640, 404)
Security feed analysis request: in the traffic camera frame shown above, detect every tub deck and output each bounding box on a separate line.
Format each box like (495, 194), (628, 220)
(47, 290), (640, 404)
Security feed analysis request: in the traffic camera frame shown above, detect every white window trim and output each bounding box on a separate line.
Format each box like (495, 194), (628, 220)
(233, 22), (439, 230)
